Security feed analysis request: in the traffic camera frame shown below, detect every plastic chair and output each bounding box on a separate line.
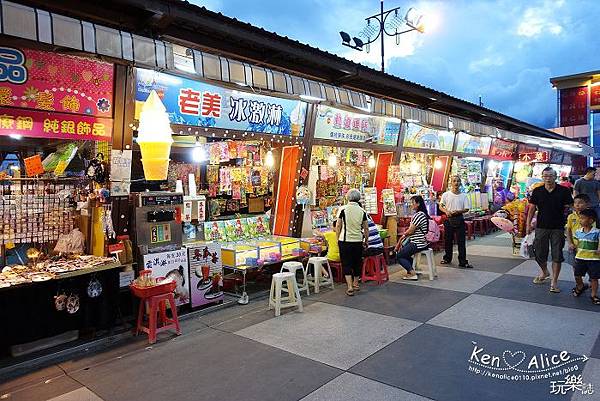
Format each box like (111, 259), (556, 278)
(361, 253), (389, 285)
(268, 272), (303, 317)
(281, 261), (309, 295)
(135, 292), (181, 344)
(412, 248), (437, 281)
(306, 256), (335, 293)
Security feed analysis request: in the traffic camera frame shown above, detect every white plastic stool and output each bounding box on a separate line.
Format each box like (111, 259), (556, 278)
(268, 272), (303, 317)
(306, 256), (335, 293)
(412, 248), (437, 281)
(281, 261), (309, 295)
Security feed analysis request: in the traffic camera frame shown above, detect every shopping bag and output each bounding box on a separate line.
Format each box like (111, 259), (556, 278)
(520, 232), (535, 259)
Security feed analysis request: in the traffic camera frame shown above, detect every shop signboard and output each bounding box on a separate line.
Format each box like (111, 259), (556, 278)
(314, 105), (400, 146)
(135, 68), (307, 136)
(142, 249), (190, 306)
(0, 46), (114, 117)
(559, 86), (588, 126)
(402, 122), (454, 151)
(591, 85), (600, 110)
(489, 139), (516, 160)
(518, 151), (549, 163)
(187, 243), (223, 308)
(549, 150), (564, 164)
(0, 108), (112, 142)
(455, 132), (492, 155)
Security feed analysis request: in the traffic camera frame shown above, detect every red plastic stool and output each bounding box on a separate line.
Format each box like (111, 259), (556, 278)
(328, 261), (344, 283)
(361, 254), (389, 285)
(136, 292), (181, 344)
(465, 221), (475, 240)
(473, 218), (487, 237)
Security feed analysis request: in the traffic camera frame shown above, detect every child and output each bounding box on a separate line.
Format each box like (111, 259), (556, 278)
(566, 194), (591, 258)
(572, 208), (600, 305)
(313, 221), (339, 278)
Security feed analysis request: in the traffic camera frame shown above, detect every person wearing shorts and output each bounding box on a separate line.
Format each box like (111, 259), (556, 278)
(571, 208), (600, 305)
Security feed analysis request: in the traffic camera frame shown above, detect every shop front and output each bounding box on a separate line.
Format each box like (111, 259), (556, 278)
(485, 138), (517, 211)
(0, 45), (124, 358)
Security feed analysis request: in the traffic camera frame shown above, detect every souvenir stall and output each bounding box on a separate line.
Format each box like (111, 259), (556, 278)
(132, 68), (308, 305)
(485, 139), (517, 211)
(511, 146), (549, 198)
(0, 46), (123, 358)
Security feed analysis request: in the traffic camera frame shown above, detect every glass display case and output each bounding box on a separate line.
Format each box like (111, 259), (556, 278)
(221, 243), (259, 268)
(252, 240), (282, 261)
(270, 236), (301, 258)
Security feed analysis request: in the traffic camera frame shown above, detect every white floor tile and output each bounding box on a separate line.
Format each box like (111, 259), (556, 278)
(389, 267), (501, 293)
(507, 259), (576, 283)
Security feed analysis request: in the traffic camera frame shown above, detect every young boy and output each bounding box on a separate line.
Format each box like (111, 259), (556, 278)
(572, 208), (600, 305)
(566, 194), (591, 257)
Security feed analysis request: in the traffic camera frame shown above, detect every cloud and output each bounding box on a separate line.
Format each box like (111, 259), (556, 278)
(469, 55), (505, 73)
(516, 1), (566, 38)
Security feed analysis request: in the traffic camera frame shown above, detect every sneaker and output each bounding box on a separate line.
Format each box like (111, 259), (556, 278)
(402, 274), (418, 281)
(459, 263), (474, 269)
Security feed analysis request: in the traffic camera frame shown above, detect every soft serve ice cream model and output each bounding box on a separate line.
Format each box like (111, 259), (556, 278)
(137, 90), (174, 180)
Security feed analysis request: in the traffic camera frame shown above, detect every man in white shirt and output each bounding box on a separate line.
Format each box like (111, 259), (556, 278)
(439, 175), (473, 268)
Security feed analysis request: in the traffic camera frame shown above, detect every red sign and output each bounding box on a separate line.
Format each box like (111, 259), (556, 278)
(0, 46), (114, 117)
(0, 108), (112, 142)
(559, 86), (588, 127)
(518, 151), (549, 163)
(591, 85), (600, 109)
(489, 139), (516, 160)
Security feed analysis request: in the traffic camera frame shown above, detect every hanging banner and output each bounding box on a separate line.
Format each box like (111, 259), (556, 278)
(135, 68), (307, 136)
(313, 105), (400, 146)
(518, 151), (549, 163)
(0, 108), (112, 142)
(591, 85), (600, 110)
(489, 139), (516, 160)
(402, 122), (455, 151)
(455, 132), (492, 155)
(559, 86), (588, 126)
(0, 46), (114, 117)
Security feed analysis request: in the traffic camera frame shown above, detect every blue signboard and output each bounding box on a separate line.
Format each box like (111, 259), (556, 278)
(135, 68), (307, 136)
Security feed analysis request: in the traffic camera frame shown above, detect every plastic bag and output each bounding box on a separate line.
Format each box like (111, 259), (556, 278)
(520, 232), (535, 259)
(54, 228), (85, 254)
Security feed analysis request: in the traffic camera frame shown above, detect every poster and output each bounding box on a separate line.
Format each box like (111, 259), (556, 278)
(455, 132), (492, 155)
(363, 187), (378, 214)
(142, 249), (190, 306)
(135, 68), (307, 136)
(559, 86), (588, 126)
(314, 105), (400, 145)
(381, 189), (396, 216)
(187, 243), (223, 308)
(402, 123), (455, 151)
(489, 139), (516, 160)
(0, 46), (114, 117)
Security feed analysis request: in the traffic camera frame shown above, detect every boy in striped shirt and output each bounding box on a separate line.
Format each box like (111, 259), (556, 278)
(572, 208), (600, 305)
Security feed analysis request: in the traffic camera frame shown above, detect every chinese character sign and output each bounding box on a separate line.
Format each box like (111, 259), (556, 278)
(142, 249), (190, 306)
(403, 122), (455, 151)
(591, 85), (600, 110)
(313, 105), (400, 146)
(559, 86), (588, 127)
(187, 243), (223, 308)
(0, 108), (112, 142)
(518, 151), (548, 162)
(135, 68), (307, 136)
(0, 46), (114, 117)
(489, 139), (516, 160)
(455, 132), (492, 155)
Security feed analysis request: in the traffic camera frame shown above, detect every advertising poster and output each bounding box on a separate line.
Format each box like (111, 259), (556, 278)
(187, 243), (223, 308)
(489, 139), (516, 160)
(363, 187), (378, 214)
(314, 105), (400, 145)
(381, 189), (397, 216)
(559, 86), (588, 126)
(135, 68), (307, 136)
(142, 249), (190, 306)
(455, 132), (492, 155)
(402, 122), (455, 151)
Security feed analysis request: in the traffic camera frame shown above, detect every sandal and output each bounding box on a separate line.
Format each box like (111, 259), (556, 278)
(549, 286), (561, 293)
(440, 260), (451, 265)
(352, 285), (360, 291)
(346, 289), (354, 296)
(572, 284), (589, 297)
(533, 275), (550, 284)
(592, 296), (600, 305)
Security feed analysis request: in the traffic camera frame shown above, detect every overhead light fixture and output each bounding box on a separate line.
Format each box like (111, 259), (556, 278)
(339, 31), (352, 44)
(355, 105), (371, 113)
(328, 151), (338, 167)
(353, 37), (364, 49)
(488, 160), (498, 171)
(265, 150), (275, 168)
(8, 134), (22, 140)
(434, 159), (443, 170)
(525, 139), (538, 144)
(406, 119), (419, 123)
(464, 157), (484, 161)
(299, 94), (325, 102)
(368, 155), (376, 169)
(539, 143), (552, 148)
(410, 159), (420, 174)
(191, 140), (207, 163)
(339, 31), (364, 51)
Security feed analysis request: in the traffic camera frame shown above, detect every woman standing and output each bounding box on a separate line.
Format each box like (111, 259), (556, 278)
(335, 189), (369, 296)
(395, 196), (431, 280)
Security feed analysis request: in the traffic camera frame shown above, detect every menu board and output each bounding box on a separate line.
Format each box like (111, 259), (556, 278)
(381, 189), (396, 216)
(455, 132), (492, 155)
(403, 123), (455, 151)
(363, 187), (378, 214)
(187, 243), (223, 308)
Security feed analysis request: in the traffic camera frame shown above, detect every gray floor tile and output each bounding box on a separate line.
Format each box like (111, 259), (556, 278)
(428, 294), (600, 356)
(507, 259), (575, 282)
(47, 387), (104, 401)
(457, 244), (518, 259)
(71, 327), (340, 401)
(299, 372), (433, 401)
(351, 324), (581, 401)
(390, 266), (501, 293)
(0, 365), (66, 390)
(0, 376), (81, 401)
(434, 253), (523, 273)
(571, 357), (600, 401)
(591, 335), (600, 360)
(235, 302), (421, 369)
(315, 282), (468, 322)
(476, 274), (600, 312)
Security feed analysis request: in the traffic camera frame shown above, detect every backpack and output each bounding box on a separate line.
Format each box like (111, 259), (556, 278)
(425, 219), (440, 243)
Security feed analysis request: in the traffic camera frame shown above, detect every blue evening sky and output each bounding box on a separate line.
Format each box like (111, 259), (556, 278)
(191, 0), (600, 129)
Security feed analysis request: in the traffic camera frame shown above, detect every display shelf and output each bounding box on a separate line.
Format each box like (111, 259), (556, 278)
(269, 236), (301, 258)
(221, 243), (259, 268)
(252, 240), (282, 260)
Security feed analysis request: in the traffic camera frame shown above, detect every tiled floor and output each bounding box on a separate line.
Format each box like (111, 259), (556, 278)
(1, 232), (599, 401)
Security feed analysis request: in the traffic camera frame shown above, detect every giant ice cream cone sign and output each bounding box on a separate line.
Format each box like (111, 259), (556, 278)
(137, 90), (173, 180)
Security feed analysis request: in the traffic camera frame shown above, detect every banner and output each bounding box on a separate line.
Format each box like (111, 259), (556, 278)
(402, 122), (454, 151)
(518, 151), (549, 163)
(135, 68), (307, 136)
(0, 46), (114, 117)
(455, 132), (492, 155)
(0, 108), (112, 142)
(314, 105), (400, 146)
(591, 85), (600, 110)
(559, 86), (588, 127)
(489, 139), (516, 160)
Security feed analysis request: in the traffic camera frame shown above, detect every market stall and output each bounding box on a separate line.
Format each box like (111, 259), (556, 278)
(485, 139), (517, 211)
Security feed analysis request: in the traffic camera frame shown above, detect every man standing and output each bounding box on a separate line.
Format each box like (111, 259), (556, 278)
(574, 167), (600, 220)
(527, 167), (573, 293)
(439, 176), (473, 268)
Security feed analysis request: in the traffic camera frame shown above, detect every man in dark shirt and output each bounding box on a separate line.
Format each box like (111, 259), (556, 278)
(574, 167), (600, 220)
(526, 167), (573, 293)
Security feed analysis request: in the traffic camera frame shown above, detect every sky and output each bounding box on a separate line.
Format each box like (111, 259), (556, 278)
(191, 0), (600, 129)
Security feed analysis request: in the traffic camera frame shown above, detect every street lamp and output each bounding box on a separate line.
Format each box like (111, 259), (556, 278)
(339, 0), (425, 72)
